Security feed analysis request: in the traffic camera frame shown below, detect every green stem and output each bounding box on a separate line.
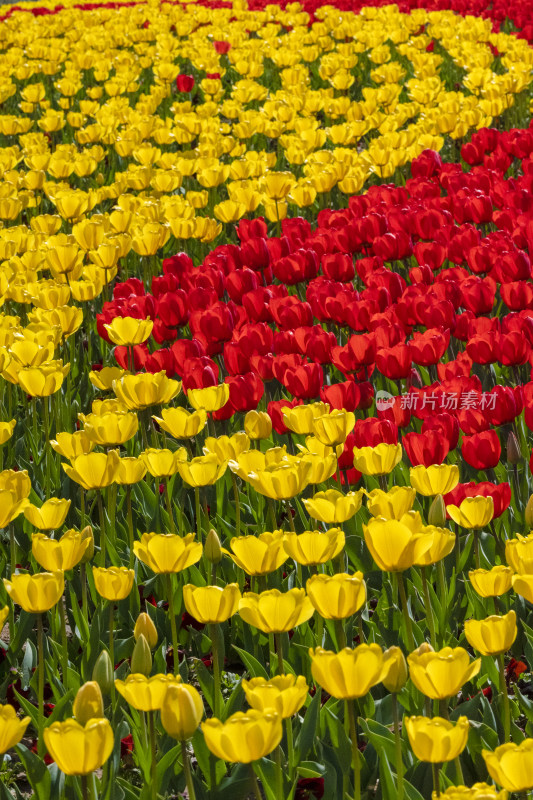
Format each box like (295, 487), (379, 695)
(230, 472), (241, 538)
(80, 564), (88, 629)
(397, 571), (415, 652)
(60, 596), (68, 688)
(473, 531), (480, 569)
(432, 763), (441, 797)
(334, 618), (347, 649)
(109, 603), (115, 704)
(210, 623), (222, 718)
(275, 631), (284, 675)
(149, 710), (157, 800)
(249, 764), (262, 800)
(9, 526), (15, 573)
(181, 740), (196, 800)
(316, 614), (324, 648)
(269, 633), (276, 678)
(81, 775), (89, 800)
(127, 486), (134, 568)
(274, 745), (283, 800)
(268, 498), (276, 532)
(195, 486), (202, 544)
(80, 488), (85, 530)
(498, 652), (511, 742)
(37, 614), (44, 758)
(165, 478), (175, 534)
(97, 492), (106, 567)
(167, 573), (179, 667)
(285, 500), (296, 533)
(420, 567), (437, 649)
(392, 694), (404, 800)
(286, 717), (294, 783)
(346, 699), (360, 800)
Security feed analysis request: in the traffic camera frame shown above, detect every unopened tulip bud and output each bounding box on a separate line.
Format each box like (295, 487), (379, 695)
(428, 494), (446, 528)
(414, 642), (434, 656)
(92, 650), (114, 695)
(381, 646), (408, 693)
(526, 494), (533, 528)
(131, 634), (152, 676)
(134, 613), (157, 650)
(73, 681), (104, 725)
(96, 173), (105, 186)
(205, 529), (222, 565)
(80, 525), (94, 563)
(507, 432), (521, 465)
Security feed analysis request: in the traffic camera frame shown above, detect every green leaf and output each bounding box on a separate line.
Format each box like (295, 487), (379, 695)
(232, 645), (268, 679)
(194, 657), (214, 711)
(297, 761), (326, 778)
(359, 718), (399, 764)
(323, 707), (351, 774)
(15, 744), (51, 800)
(295, 690), (320, 762)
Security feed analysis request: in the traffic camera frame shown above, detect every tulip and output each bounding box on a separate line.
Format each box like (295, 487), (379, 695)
(282, 402), (329, 435)
(43, 718), (113, 776)
(306, 573), (366, 620)
(512, 573), (533, 604)
(89, 367), (126, 391)
(183, 583), (241, 625)
(92, 650), (114, 696)
(161, 682), (203, 740)
(407, 646), (481, 700)
(115, 457), (147, 485)
(24, 498), (71, 530)
(113, 372), (181, 410)
(239, 588), (314, 635)
(0, 704), (30, 753)
(115, 674), (182, 712)
(104, 316), (153, 346)
(483, 738), (533, 792)
(177, 454), (226, 487)
(226, 531), (287, 576)
(363, 515), (434, 572)
(302, 489), (363, 523)
(82, 411), (138, 446)
(405, 715), (469, 762)
(63, 450), (120, 490)
(32, 529), (92, 571)
(203, 433), (250, 462)
(353, 443), (402, 477)
(464, 611), (517, 656)
(73, 682), (104, 725)
(447, 496), (494, 529)
(431, 786), (507, 800)
(131, 634), (152, 676)
(0, 419), (15, 445)
(246, 461), (312, 500)
(311, 409), (356, 446)
(153, 407), (207, 439)
(202, 709), (282, 763)
(243, 674), (308, 718)
(50, 431), (94, 460)
(141, 447), (186, 477)
(18, 362), (69, 396)
(134, 613), (158, 650)
(365, 487), (416, 519)
(92, 566), (134, 601)
(283, 528), (345, 566)
(244, 410), (272, 440)
(134, 532), (202, 574)
(469, 566), (513, 598)
(506, 533), (533, 573)
(3, 571), (64, 614)
(187, 384), (230, 412)
(410, 464), (460, 496)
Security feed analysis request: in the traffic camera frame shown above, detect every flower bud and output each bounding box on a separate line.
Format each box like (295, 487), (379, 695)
(506, 432), (521, 465)
(80, 525), (94, 563)
(92, 650), (114, 695)
(204, 529), (222, 565)
(131, 634), (152, 676)
(428, 494), (446, 528)
(414, 642), (434, 656)
(381, 646), (408, 693)
(134, 612), (157, 650)
(73, 681), (104, 726)
(526, 495), (533, 528)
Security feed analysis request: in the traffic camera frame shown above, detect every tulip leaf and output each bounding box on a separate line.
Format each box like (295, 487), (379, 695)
(358, 718), (398, 764)
(254, 758), (278, 800)
(295, 690), (321, 763)
(191, 730), (226, 787)
(323, 706), (352, 774)
(156, 742), (183, 787)
(68, 584), (89, 646)
(15, 744), (51, 800)
(297, 760), (326, 778)
(232, 645), (268, 679)
(217, 764), (256, 800)
(194, 657), (214, 711)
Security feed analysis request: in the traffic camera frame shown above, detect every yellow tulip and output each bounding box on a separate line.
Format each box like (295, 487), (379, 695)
(115, 457), (147, 485)
(365, 487), (416, 519)
(203, 433), (250, 462)
(309, 644), (384, 699)
(82, 412), (138, 446)
(464, 611), (517, 656)
(0, 491), (29, 527)
(89, 367), (126, 391)
(178, 454), (227, 487)
(405, 716), (469, 763)
(283, 528), (345, 565)
(407, 646), (481, 700)
(43, 718), (113, 775)
(243, 674), (308, 718)
(18, 362), (69, 397)
(134, 613), (158, 649)
(3, 571), (64, 614)
(363, 516), (433, 572)
(32, 529), (92, 571)
(226, 531), (287, 576)
(183, 583), (241, 624)
(246, 461), (312, 500)
(381, 646), (408, 693)
(63, 451), (120, 490)
(483, 738), (533, 792)
(413, 526), (456, 567)
(115, 674), (182, 712)
(92, 567), (134, 601)
(104, 317), (153, 346)
(282, 403), (329, 435)
(446, 497), (494, 529)
(202, 710), (282, 763)
(153, 408), (207, 439)
(50, 431), (94, 460)
(0, 419), (15, 445)
(353, 443), (402, 476)
(311, 410), (355, 446)
(0, 704), (30, 753)
(24, 498), (71, 531)
(187, 384), (229, 412)
(113, 372), (181, 410)
(506, 533), (533, 574)
(409, 464), (460, 496)
(161, 683), (204, 740)
(73, 682), (104, 725)
(432, 784), (507, 799)
(134, 533), (202, 574)
(244, 410), (272, 440)
(238, 588), (314, 633)
(469, 566), (513, 598)
(141, 448), (186, 478)
(302, 489), (363, 523)
(306, 573), (366, 619)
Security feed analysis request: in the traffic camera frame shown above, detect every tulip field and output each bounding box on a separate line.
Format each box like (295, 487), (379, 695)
(3, 0), (533, 798)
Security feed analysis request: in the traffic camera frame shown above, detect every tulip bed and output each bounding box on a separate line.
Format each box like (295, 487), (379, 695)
(1, 0), (533, 799)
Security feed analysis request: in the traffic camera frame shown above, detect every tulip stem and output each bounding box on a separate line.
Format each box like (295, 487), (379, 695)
(275, 632), (284, 675)
(249, 765), (263, 800)
(37, 614), (44, 758)
(210, 624), (222, 718)
(275, 745), (283, 800)
(181, 740), (196, 800)
(148, 710), (158, 800)
(334, 618), (347, 650)
(420, 567), (437, 649)
(60, 595), (68, 688)
(166, 574), (179, 668)
(9, 525), (15, 573)
(392, 694), (404, 800)
(285, 717), (295, 782)
(346, 700), (360, 800)
(108, 603), (115, 704)
(432, 763), (441, 797)
(80, 564), (88, 628)
(127, 487), (134, 569)
(498, 652), (511, 742)
(195, 487), (202, 544)
(165, 478), (175, 534)
(397, 572), (415, 652)
(97, 492), (106, 567)
(268, 499), (276, 532)
(81, 775), (88, 800)
(230, 473), (241, 538)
